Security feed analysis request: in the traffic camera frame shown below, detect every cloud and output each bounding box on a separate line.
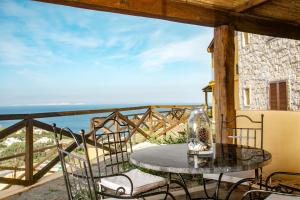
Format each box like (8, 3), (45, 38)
(57, 8), (95, 29)
(0, 36), (50, 67)
(0, 34), (74, 69)
(0, 37), (30, 66)
(0, 0), (102, 48)
(106, 37), (119, 47)
(50, 32), (103, 48)
(0, 0), (36, 18)
(138, 33), (212, 71)
(14, 68), (48, 82)
(0, 2), (102, 68)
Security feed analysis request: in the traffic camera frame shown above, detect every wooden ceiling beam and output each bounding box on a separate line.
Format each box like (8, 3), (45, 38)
(234, 0), (270, 13)
(34, 0), (300, 40)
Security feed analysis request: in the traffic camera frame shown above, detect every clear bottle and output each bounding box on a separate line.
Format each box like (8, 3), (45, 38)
(187, 107), (213, 155)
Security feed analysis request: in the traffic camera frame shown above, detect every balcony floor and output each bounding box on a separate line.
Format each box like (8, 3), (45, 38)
(4, 173), (246, 200)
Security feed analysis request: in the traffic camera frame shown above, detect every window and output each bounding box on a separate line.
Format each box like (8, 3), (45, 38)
(243, 88), (250, 106)
(269, 81), (288, 110)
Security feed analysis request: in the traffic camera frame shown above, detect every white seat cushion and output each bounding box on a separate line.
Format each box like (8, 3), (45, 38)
(265, 194), (300, 200)
(204, 170), (255, 185)
(99, 169), (167, 195)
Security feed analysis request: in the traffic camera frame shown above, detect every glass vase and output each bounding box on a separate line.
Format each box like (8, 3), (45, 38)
(187, 107), (213, 155)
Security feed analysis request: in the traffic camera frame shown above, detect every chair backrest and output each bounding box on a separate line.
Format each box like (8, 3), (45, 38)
(90, 114), (132, 177)
(220, 114), (264, 149)
(53, 125), (98, 200)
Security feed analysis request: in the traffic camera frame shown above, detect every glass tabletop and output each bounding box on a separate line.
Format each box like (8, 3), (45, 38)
(130, 143), (271, 174)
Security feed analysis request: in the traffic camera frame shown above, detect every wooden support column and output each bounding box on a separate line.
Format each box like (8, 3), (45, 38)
(213, 25), (236, 143)
(25, 119), (34, 184)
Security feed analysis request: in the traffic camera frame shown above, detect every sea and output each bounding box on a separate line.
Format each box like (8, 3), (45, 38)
(0, 104), (151, 132)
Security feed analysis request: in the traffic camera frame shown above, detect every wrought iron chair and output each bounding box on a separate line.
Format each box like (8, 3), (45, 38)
(53, 125), (98, 200)
(53, 124), (175, 200)
(220, 114), (264, 149)
(203, 114), (265, 196)
(241, 190), (300, 200)
(230, 171), (300, 200)
(88, 114), (176, 199)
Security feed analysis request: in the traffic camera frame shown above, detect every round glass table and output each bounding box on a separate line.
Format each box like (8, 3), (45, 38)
(130, 143), (271, 199)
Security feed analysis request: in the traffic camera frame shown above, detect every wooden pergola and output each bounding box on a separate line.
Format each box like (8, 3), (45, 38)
(35, 0), (300, 142)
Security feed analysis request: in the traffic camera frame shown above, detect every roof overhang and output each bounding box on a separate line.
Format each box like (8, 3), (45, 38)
(202, 81), (215, 92)
(34, 0), (300, 40)
(202, 85), (212, 92)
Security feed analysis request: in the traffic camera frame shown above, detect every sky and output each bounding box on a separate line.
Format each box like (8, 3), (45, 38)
(0, 0), (213, 106)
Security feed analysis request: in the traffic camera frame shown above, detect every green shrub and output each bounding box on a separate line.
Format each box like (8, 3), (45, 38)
(0, 142), (26, 157)
(148, 133), (187, 144)
(0, 130), (57, 166)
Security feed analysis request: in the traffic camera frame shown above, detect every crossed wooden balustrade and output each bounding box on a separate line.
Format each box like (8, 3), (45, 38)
(0, 105), (192, 187)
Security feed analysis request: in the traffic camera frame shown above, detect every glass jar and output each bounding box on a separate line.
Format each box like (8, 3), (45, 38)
(187, 107), (213, 155)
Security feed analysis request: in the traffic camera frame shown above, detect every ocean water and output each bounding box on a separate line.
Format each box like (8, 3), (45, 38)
(0, 104), (149, 132)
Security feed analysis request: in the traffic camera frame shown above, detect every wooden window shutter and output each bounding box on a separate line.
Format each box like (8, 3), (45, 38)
(269, 83), (278, 110)
(279, 82), (287, 110)
(269, 81), (288, 110)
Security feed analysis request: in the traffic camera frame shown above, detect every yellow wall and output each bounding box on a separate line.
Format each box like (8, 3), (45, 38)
(234, 34), (240, 110)
(237, 110), (300, 174)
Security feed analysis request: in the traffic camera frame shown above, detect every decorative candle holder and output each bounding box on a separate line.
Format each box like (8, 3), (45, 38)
(187, 107), (213, 155)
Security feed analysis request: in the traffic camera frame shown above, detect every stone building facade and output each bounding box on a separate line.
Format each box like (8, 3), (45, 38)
(237, 32), (300, 111)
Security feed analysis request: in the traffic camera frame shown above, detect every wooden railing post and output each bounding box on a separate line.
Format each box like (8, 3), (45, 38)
(163, 111), (169, 137)
(149, 107), (154, 136)
(25, 119), (34, 184)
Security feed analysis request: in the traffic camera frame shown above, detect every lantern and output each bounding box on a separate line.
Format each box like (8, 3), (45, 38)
(187, 107), (213, 155)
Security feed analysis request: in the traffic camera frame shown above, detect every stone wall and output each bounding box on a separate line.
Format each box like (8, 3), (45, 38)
(237, 32), (300, 111)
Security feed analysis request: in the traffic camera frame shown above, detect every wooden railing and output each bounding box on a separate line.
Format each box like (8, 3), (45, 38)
(0, 105), (193, 187)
